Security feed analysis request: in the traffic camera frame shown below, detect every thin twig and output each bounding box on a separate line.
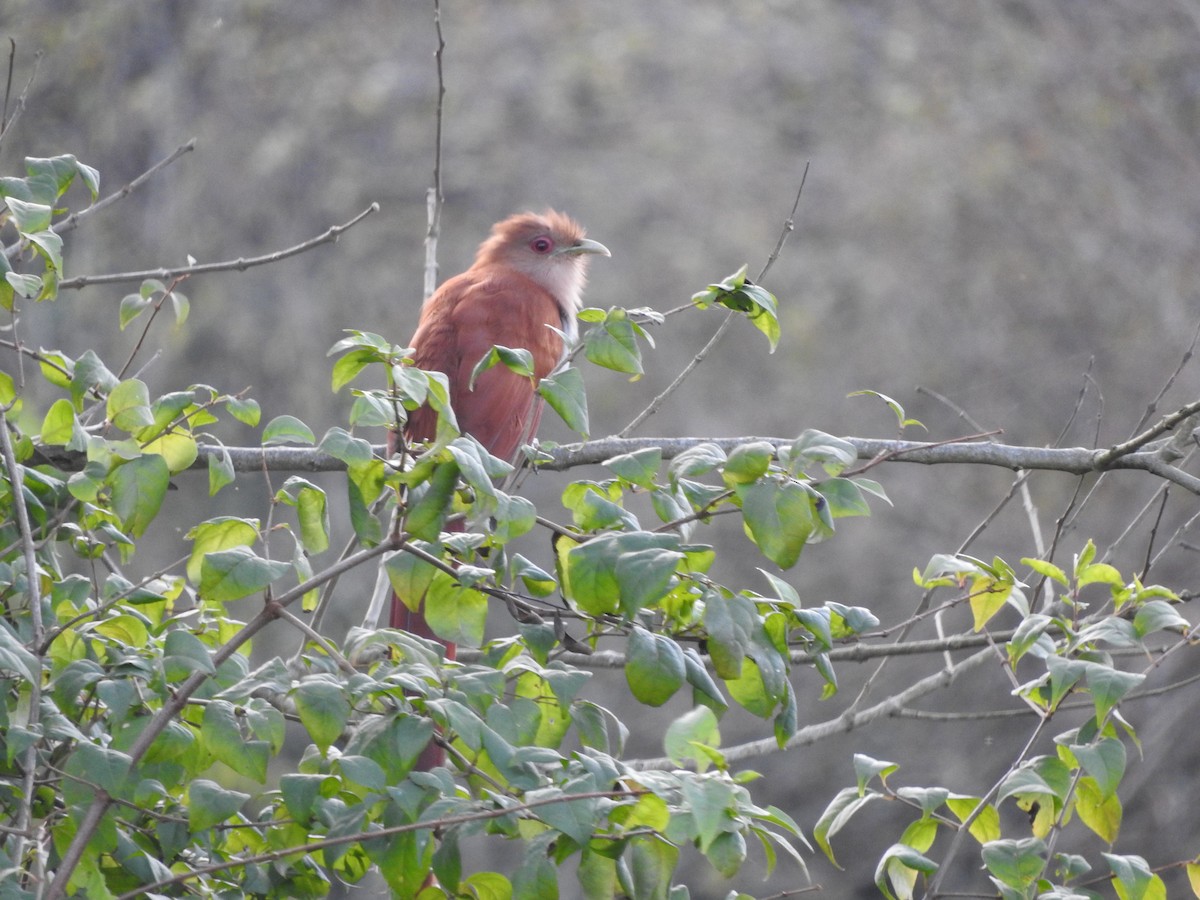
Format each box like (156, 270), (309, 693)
(0, 45), (40, 155)
(1095, 396), (1200, 466)
(55, 203), (380, 289)
(922, 713), (1051, 898)
(631, 646), (995, 769)
(274, 605), (357, 676)
(112, 787), (644, 900)
(115, 275), (187, 381)
(0, 410), (43, 874)
(617, 165), (809, 437)
(50, 139), (197, 241)
(423, 0), (446, 302)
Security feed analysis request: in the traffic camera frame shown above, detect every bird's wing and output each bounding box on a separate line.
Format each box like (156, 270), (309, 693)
(406, 268), (565, 463)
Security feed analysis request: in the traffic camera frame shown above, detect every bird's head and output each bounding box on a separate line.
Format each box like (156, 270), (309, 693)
(475, 210), (610, 313)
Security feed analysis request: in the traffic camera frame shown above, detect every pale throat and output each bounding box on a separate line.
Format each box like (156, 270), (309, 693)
(523, 257), (587, 347)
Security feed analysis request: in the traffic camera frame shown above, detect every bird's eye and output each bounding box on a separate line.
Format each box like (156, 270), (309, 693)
(530, 236), (554, 254)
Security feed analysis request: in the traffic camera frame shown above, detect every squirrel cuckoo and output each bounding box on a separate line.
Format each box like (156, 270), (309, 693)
(389, 210), (609, 655)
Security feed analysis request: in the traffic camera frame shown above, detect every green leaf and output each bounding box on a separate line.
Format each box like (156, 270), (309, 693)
(1104, 854), (1162, 900)
(814, 787), (879, 867)
(786, 429), (858, 476)
(163, 629), (215, 680)
(491, 492), (537, 543)
(853, 754), (900, 792)
(615, 547), (682, 615)
(946, 795), (1002, 845)
(293, 678), (352, 754)
(739, 480), (816, 569)
(664, 705), (721, 771)
(511, 554), (557, 597)
(277, 476), (330, 555)
(424, 572), (488, 647)
(201, 700), (268, 782)
(706, 830), (748, 878)
(603, 447), (662, 487)
(185, 516), (260, 583)
(404, 457), (459, 541)
(582, 307), (644, 376)
(669, 442), (727, 479)
(71, 742), (133, 797)
(142, 431), (199, 474)
(534, 366), (588, 435)
(262, 415), (315, 445)
(1076, 776), (1122, 843)
(681, 777), (736, 852)
(119, 292), (153, 329)
(702, 591), (757, 680)
(226, 396), (261, 426)
(981, 837), (1047, 890)
(1023, 556), (1069, 587)
(562, 532), (681, 615)
(682, 646), (727, 711)
(107, 378), (154, 432)
(207, 443), (236, 495)
(279, 773), (330, 824)
(1132, 600), (1190, 637)
(847, 389), (925, 430)
(199, 547), (290, 602)
(1070, 737), (1125, 799)
(41, 398), (82, 447)
(815, 477), (872, 518)
(109, 454), (170, 538)
(188, 779), (250, 833)
(625, 628), (685, 706)
(28, 230), (64, 278)
(331, 347), (379, 392)
(692, 266), (780, 351)
(624, 836), (678, 900)
(722, 441), (774, 486)
(876, 842), (938, 899)
(6, 197), (52, 233)
(318, 426), (374, 466)
(469, 344), (536, 389)
(1083, 663), (1144, 723)
(526, 787), (598, 846)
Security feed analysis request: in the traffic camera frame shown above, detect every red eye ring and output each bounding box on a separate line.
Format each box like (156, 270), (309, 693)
(530, 236), (554, 254)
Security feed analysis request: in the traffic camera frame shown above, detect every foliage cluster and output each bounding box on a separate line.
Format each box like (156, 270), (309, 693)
(0, 140), (1197, 900)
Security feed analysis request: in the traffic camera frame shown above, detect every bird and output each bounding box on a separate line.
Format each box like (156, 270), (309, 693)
(388, 209), (610, 654)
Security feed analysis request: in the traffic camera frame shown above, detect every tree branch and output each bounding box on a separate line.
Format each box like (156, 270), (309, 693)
(27, 431), (1200, 493)
(631, 646), (996, 770)
(55, 203), (380, 289)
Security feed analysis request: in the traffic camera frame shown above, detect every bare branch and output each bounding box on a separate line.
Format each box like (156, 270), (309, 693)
(55, 203), (380, 289)
(423, 0), (446, 302)
(0, 45), (41, 155)
(51, 139), (197, 240)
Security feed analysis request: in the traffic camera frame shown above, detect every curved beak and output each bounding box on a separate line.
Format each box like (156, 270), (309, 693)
(557, 237), (611, 258)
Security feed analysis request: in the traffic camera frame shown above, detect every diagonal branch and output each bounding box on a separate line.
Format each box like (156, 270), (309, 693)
(631, 646), (996, 770)
(55, 202), (380, 289)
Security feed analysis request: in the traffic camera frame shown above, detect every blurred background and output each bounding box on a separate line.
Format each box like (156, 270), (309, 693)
(4, 1), (1200, 896)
